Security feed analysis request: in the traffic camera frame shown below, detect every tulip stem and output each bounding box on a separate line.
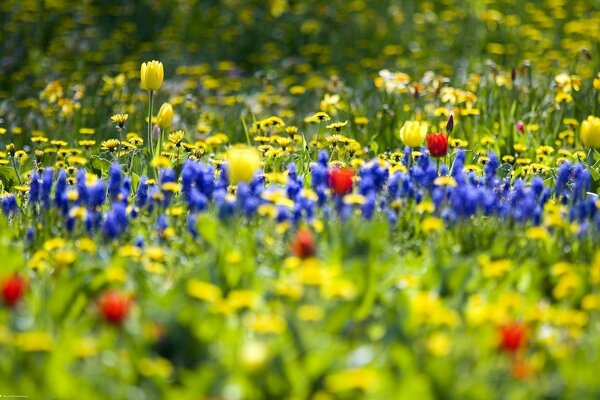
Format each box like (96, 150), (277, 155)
(11, 156), (23, 185)
(158, 129), (164, 158)
(147, 90), (155, 168)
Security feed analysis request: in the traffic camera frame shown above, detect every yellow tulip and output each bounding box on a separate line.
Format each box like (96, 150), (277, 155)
(399, 120), (428, 147)
(581, 116), (600, 149)
(226, 145), (261, 184)
(156, 103), (174, 130)
(140, 60), (164, 91)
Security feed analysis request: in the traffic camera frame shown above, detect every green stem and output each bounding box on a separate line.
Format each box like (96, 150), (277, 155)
(158, 129), (164, 158)
(147, 90), (155, 169)
(117, 126), (123, 165)
(175, 146), (181, 179)
(11, 157), (23, 185)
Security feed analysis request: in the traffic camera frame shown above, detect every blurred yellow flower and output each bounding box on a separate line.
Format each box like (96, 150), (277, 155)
(186, 279), (222, 303)
(16, 331), (53, 352)
(427, 332), (452, 356)
(226, 145), (261, 184)
(240, 340), (268, 371)
(326, 368), (379, 392)
(248, 314), (286, 334)
(138, 357), (173, 378)
(422, 216), (443, 233)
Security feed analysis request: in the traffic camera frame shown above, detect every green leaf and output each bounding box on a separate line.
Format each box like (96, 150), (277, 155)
(89, 156), (111, 176)
(197, 213), (220, 247)
(369, 140), (379, 154)
(0, 165), (19, 189)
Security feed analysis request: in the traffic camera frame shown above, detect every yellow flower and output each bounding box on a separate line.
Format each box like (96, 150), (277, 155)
(554, 73), (581, 93)
(168, 130), (185, 146)
(140, 60), (164, 91)
(15, 331), (54, 352)
(526, 226), (549, 240)
(186, 279), (222, 303)
(399, 120), (428, 147)
(248, 314), (287, 334)
(582, 294), (600, 311)
(240, 340), (268, 371)
(434, 176), (457, 187)
(297, 305), (324, 321)
(54, 250), (76, 268)
(110, 113), (128, 128)
(326, 368), (379, 392)
(305, 111), (331, 123)
(581, 116), (600, 149)
(74, 337), (99, 358)
(156, 103), (174, 130)
(426, 332), (452, 356)
(138, 357), (173, 378)
(226, 145), (261, 184)
(422, 216), (443, 233)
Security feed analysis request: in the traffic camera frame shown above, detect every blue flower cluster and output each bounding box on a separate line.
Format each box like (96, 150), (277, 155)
(1, 150), (598, 241)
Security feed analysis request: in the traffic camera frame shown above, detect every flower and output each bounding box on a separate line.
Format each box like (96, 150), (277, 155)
(328, 168), (354, 196)
(110, 113), (128, 128)
(226, 145), (261, 184)
(516, 120), (525, 133)
(581, 116), (600, 149)
(305, 112), (331, 123)
(99, 290), (131, 325)
(140, 60), (164, 91)
(168, 130), (185, 147)
(2, 275), (26, 307)
(291, 228), (316, 259)
(499, 322), (526, 353)
(326, 121), (348, 132)
(156, 103), (174, 130)
(399, 120), (428, 147)
(426, 133), (449, 157)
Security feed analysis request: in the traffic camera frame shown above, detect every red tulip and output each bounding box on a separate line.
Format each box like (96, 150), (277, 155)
(328, 168), (353, 196)
(516, 120), (525, 134)
(499, 322), (527, 353)
(1, 275), (26, 307)
(99, 290), (131, 325)
(426, 133), (449, 158)
(291, 228), (316, 259)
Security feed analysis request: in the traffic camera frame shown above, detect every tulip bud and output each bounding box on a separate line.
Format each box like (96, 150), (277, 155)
(581, 116), (600, 149)
(446, 114), (454, 134)
(140, 60), (164, 91)
(399, 121), (428, 148)
(156, 103), (174, 130)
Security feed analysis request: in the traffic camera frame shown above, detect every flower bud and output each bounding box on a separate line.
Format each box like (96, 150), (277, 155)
(156, 103), (174, 130)
(399, 121), (428, 148)
(581, 116), (600, 149)
(140, 60), (164, 91)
